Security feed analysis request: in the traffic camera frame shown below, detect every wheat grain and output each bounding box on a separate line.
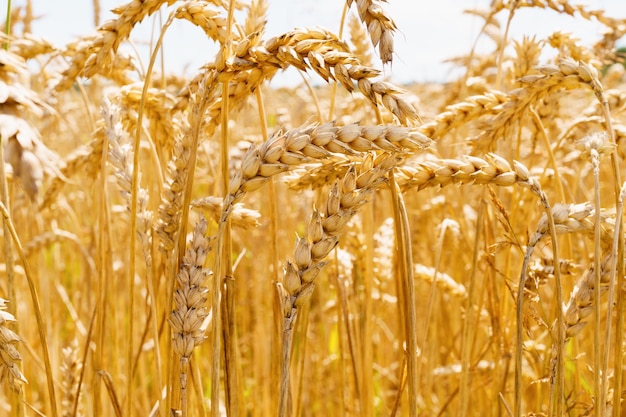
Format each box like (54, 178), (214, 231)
(54, 0), (177, 91)
(417, 91), (509, 139)
(512, 35), (542, 80)
(281, 153), (397, 316)
(40, 132), (103, 210)
(228, 122), (430, 206)
(472, 58), (606, 152)
(0, 298), (27, 394)
(191, 196), (260, 230)
(60, 339), (83, 417)
(174, 2), (229, 43)
(103, 99), (154, 266)
(396, 153), (538, 191)
(117, 83), (183, 161)
(347, 0), (396, 65)
(9, 34), (56, 60)
(562, 253), (613, 339)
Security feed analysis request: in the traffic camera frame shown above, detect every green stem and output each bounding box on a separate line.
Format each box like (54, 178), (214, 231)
(4, 0), (11, 50)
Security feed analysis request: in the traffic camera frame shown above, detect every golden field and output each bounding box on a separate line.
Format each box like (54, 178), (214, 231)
(0, 1), (625, 416)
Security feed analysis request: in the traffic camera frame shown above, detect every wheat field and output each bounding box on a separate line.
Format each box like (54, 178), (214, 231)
(0, 1), (625, 416)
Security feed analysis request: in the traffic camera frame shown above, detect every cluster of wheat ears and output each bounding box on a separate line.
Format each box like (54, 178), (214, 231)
(1, 0), (626, 416)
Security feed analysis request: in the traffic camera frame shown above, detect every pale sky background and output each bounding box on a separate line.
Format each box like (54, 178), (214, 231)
(7, 0), (626, 86)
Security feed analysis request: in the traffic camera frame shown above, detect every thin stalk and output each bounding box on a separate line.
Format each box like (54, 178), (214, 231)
(389, 172), (418, 417)
(515, 245), (535, 417)
(334, 269), (361, 404)
(254, 88), (277, 277)
(140, 262), (163, 417)
(178, 87), (210, 412)
(298, 72), (323, 122)
(336, 278), (347, 417)
(4, 0), (10, 50)
(0, 40), (20, 414)
(601, 92), (624, 417)
(223, 270), (241, 417)
(278, 314), (296, 417)
(191, 354), (207, 417)
(591, 150), (603, 417)
(499, 392), (514, 417)
(530, 110), (567, 217)
(613, 245), (625, 417)
(390, 354), (408, 417)
(496, 0), (519, 89)
(603, 184), (625, 417)
(417, 218), (449, 411)
(459, 201), (485, 417)
(293, 301), (311, 417)
(543, 194), (564, 417)
(93, 0), (100, 27)
(515, 189), (561, 417)
(362, 202), (374, 417)
(130, 13), (175, 416)
(328, 1), (349, 120)
(94, 106), (112, 417)
(0, 202), (58, 417)
(215, 2), (238, 416)
(255, 87), (275, 417)
(74, 306), (98, 417)
(458, 7), (499, 98)
(180, 358), (189, 417)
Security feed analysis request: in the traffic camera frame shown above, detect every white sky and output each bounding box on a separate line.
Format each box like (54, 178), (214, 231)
(7, 0), (626, 86)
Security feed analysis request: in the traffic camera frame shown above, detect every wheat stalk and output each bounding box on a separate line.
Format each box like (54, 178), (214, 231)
(277, 153), (396, 416)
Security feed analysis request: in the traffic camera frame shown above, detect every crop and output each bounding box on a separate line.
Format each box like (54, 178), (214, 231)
(0, 1), (625, 416)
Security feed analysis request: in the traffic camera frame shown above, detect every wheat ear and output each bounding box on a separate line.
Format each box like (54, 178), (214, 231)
(0, 298), (27, 394)
(54, 0), (176, 91)
(472, 58), (606, 152)
(169, 217), (211, 417)
(277, 153), (394, 416)
(346, 0), (396, 65)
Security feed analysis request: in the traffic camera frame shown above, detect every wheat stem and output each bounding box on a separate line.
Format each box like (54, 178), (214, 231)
(389, 171), (418, 417)
(496, 1), (518, 89)
(278, 313), (296, 417)
(128, 13), (175, 416)
(0, 202), (58, 417)
(590, 148), (603, 417)
(460, 200), (485, 417)
(603, 183), (625, 417)
(541, 194), (564, 417)
(362, 201), (375, 417)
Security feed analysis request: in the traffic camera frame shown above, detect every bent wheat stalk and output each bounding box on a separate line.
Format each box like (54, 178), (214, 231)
(277, 153), (396, 417)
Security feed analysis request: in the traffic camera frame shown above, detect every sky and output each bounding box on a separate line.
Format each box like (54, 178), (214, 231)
(7, 0), (626, 86)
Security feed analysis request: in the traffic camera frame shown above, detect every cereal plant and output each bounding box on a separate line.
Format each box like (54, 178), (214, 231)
(0, 1), (625, 416)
